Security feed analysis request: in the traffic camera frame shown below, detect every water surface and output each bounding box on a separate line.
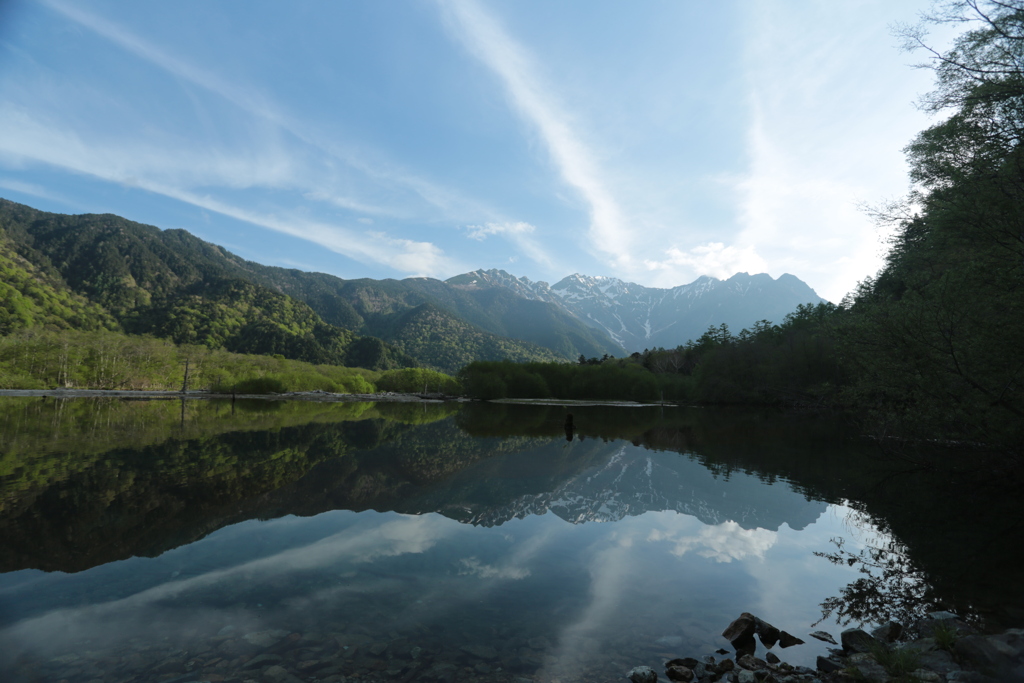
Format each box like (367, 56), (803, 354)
(0, 397), (1019, 683)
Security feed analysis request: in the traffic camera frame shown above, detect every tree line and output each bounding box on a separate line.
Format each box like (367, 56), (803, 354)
(0, 328), (458, 396)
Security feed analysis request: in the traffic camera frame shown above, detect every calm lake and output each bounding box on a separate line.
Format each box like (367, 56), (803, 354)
(0, 397), (1020, 683)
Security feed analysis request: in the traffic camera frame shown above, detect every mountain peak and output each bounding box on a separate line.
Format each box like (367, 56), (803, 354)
(460, 268), (825, 352)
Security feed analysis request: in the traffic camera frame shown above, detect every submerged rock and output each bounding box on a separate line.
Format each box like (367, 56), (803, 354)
(627, 665), (658, 683)
(665, 663), (694, 681)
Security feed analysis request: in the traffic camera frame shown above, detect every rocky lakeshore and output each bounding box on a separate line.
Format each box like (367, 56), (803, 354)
(629, 612), (1024, 683)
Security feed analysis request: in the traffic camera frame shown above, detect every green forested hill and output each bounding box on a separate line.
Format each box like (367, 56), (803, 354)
(234, 267), (623, 360)
(0, 200), (413, 369)
(0, 228), (119, 335)
(382, 303), (563, 370)
(0, 199), (575, 371)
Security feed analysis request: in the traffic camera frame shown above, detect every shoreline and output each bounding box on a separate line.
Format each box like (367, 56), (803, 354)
(0, 389), (686, 407)
(0, 388), (463, 403)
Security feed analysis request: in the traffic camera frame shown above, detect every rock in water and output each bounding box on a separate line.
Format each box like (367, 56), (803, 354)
(753, 617), (781, 648)
(778, 631), (805, 648)
(627, 665), (658, 683)
(722, 613), (758, 657)
(737, 654), (767, 671)
(809, 631), (838, 645)
(722, 613), (757, 643)
(815, 656), (844, 674)
(665, 664), (694, 681)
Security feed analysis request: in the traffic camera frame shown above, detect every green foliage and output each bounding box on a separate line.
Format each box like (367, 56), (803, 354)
(839, 2), (1024, 455)
(459, 359), (667, 402)
(375, 367), (461, 395)
(383, 303), (562, 372)
(0, 329), (381, 393)
(869, 643), (921, 680)
(933, 620), (959, 652)
(230, 376), (288, 394)
(0, 200), (413, 371)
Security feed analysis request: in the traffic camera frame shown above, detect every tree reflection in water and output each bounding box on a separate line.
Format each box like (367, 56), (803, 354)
(814, 535), (960, 629)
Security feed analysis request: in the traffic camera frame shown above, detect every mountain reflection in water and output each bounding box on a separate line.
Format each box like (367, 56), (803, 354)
(0, 398), (1020, 683)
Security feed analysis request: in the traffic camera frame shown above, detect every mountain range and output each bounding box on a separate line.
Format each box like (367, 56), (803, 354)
(448, 268), (826, 353)
(0, 198), (825, 371)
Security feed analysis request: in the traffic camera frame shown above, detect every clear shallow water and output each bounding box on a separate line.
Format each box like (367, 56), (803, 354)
(0, 398), (1019, 683)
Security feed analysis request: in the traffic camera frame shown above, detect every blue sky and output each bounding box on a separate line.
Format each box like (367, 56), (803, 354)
(0, 0), (950, 302)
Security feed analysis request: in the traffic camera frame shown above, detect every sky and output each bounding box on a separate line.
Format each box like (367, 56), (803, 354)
(0, 0), (954, 302)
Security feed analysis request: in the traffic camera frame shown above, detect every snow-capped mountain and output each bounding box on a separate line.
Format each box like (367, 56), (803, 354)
(447, 269), (827, 353)
(459, 443), (826, 532)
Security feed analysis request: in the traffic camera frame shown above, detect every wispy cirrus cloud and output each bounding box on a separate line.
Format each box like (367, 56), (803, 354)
(465, 220), (556, 269)
(438, 0), (630, 268)
(0, 106), (458, 276)
(10, 0), (495, 276)
(41, 0), (532, 227)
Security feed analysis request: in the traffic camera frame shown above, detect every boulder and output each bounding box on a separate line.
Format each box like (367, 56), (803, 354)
(627, 665), (658, 683)
(870, 621), (903, 643)
(665, 665), (694, 681)
(737, 654), (767, 671)
(765, 652), (780, 665)
(845, 652), (889, 683)
(737, 670), (756, 683)
(778, 631), (804, 648)
(815, 656), (844, 674)
(723, 613), (758, 655)
(841, 628), (878, 654)
(723, 614), (758, 643)
(753, 618), (781, 649)
(666, 657), (700, 669)
(809, 631), (837, 645)
(917, 648), (961, 676)
(954, 634), (1018, 676)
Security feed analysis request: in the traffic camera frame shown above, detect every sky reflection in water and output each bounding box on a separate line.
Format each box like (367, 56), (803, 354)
(0, 433), (878, 682)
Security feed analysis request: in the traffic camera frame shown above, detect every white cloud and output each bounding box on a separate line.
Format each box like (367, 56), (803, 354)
(439, 0), (631, 268)
(458, 556), (531, 580)
(466, 220), (534, 241)
(648, 519), (778, 563)
(734, 0), (941, 301)
(34, 0), (506, 231)
(0, 514), (457, 660)
(465, 220), (555, 269)
(644, 242), (768, 280)
(0, 104), (460, 277)
(0, 177), (68, 204)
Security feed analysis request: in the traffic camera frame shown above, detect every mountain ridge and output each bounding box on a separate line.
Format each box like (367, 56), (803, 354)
(448, 268), (827, 353)
(1, 197), (826, 368)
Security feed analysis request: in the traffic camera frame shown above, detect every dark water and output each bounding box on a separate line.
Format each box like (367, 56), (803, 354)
(0, 397), (1020, 683)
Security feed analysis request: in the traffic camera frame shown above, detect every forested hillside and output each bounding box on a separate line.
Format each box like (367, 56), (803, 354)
(233, 265), (624, 360)
(0, 200), (563, 372)
(836, 6), (1024, 453)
